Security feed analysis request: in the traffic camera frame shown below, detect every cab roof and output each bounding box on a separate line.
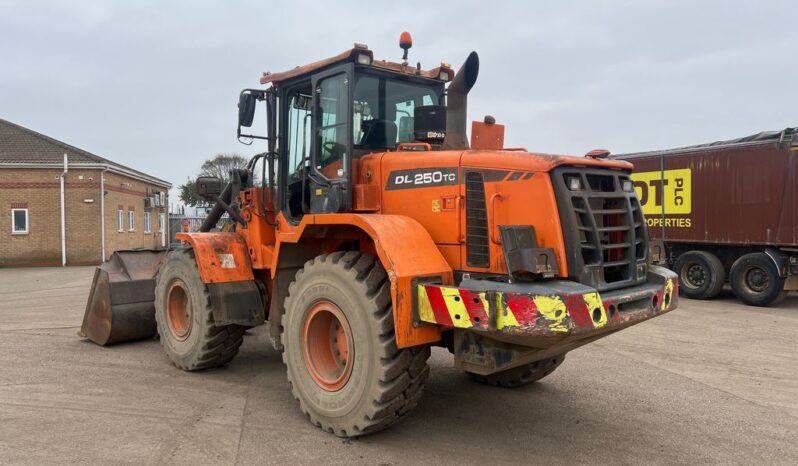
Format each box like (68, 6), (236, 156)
(259, 46), (454, 85)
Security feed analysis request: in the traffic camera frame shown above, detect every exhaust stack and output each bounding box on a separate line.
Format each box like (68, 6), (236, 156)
(442, 51), (479, 150)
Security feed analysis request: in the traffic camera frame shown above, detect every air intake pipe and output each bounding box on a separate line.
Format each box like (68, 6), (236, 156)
(441, 51), (479, 150)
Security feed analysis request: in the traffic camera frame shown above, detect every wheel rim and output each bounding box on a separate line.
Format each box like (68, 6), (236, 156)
(743, 266), (770, 293)
(681, 262), (707, 289)
(166, 280), (192, 341)
(302, 300), (354, 392)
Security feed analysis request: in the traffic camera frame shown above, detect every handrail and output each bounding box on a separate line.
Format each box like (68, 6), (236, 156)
(395, 142), (432, 151)
(489, 192), (504, 245)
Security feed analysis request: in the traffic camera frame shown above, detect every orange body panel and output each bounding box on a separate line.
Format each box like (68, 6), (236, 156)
(460, 166), (570, 275)
(319, 159), (344, 179)
(377, 150), (463, 245)
(353, 184), (380, 211)
(237, 188), (277, 269)
(470, 121), (505, 150)
(461, 149), (632, 172)
(175, 232), (254, 283)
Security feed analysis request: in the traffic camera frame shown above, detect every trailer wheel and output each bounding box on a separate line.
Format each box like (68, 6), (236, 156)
(466, 354), (566, 388)
(154, 249), (245, 371)
(281, 251), (430, 438)
(673, 251), (726, 299)
(730, 253), (786, 307)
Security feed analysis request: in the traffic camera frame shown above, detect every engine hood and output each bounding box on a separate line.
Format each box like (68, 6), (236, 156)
(458, 149), (633, 173)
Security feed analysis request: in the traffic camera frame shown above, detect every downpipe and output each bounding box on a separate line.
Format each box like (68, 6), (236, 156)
(60, 153), (68, 266)
(100, 168), (107, 261)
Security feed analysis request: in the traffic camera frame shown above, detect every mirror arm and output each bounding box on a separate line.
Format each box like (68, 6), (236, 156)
(238, 133), (273, 141)
(237, 88), (271, 144)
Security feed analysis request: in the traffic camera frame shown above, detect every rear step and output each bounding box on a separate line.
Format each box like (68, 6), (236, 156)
(79, 250), (166, 345)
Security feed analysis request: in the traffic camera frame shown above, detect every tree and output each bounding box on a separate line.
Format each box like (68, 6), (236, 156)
(178, 153), (248, 207)
(199, 154), (249, 181)
(177, 179), (201, 207)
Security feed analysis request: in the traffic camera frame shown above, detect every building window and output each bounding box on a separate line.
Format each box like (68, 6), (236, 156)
(11, 208), (28, 234)
(144, 212), (152, 233)
(118, 209), (124, 232)
(128, 211), (135, 231)
(158, 213), (165, 232)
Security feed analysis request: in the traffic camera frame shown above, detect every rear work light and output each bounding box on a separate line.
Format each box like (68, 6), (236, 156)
(356, 53), (372, 65)
(567, 176), (582, 191)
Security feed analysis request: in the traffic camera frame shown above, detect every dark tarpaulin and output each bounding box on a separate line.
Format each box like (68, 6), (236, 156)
(614, 127), (797, 159)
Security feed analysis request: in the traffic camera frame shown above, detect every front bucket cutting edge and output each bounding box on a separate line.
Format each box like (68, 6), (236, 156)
(79, 250), (167, 345)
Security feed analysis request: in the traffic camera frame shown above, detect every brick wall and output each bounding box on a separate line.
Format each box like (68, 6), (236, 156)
(0, 167), (169, 267)
(102, 171), (168, 260)
(0, 168), (67, 265)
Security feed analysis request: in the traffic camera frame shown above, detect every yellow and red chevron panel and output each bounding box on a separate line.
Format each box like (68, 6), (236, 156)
(416, 277), (677, 337)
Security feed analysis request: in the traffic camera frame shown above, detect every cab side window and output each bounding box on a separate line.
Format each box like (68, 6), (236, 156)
(286, 91), (312, 183)
(315, 74), (348, 179)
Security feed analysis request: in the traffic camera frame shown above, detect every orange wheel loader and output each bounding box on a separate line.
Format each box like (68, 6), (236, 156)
(80, 34), (679, 437)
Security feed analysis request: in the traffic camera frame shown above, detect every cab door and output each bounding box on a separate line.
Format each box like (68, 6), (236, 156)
(309, 64), (354, 214)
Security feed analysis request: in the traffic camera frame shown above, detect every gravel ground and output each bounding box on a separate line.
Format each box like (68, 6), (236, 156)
(1, 266), (796, 465)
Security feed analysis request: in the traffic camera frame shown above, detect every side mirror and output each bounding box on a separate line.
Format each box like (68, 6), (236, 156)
(196, 176), (223, 199)
(238, 92), (257, 128)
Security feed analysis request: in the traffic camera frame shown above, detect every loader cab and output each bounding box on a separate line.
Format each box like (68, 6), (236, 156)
(251, 49), (447, 223)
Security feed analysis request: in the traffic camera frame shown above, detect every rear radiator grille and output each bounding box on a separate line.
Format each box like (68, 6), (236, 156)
(554, 168), (649, 291)
(465, 171), (490, 268)
(577, 195), (637, 283)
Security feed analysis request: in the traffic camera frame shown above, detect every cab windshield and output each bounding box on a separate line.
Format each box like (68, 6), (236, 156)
(353, 74), (442, 150)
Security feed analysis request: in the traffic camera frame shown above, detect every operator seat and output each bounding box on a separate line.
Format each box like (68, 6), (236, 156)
(359, 119), (397, 150)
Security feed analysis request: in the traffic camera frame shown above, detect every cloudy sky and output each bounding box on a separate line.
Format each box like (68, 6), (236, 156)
(2, 0), (795, 201)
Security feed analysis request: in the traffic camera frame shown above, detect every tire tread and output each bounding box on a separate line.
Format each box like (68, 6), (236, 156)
(467, 354), (566, 388)
(282, 251), (430, 437)
(154, 249), (245, 371)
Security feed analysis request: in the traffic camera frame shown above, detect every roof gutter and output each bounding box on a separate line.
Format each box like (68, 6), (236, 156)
(0, 162), (172, 188)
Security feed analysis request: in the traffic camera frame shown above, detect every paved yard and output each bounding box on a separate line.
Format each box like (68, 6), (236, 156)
(0, 266), (796, 465)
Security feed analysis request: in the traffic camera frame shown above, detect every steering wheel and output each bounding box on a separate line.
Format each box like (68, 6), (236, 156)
(322, 141), (345, 158)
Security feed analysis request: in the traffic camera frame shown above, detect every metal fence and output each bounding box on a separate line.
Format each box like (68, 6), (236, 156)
(168, 215), (230, 247)
(169, 216), (203, 247)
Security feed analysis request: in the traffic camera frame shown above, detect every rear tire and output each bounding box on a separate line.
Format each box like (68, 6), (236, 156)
(673, 251), (726, 299)
(729, 253), (786, 307)
(282, 251), (430, 437)
(467, 354), (566, 388)
(154, 249), (245, 371)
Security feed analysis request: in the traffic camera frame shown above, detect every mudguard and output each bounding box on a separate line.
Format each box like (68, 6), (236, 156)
(175, 232), (254, 283)
(175, 232), (264, 326)
(275, 213), (454, 348)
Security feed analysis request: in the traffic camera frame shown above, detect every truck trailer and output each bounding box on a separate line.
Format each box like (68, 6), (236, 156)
(614, 128), (798, 307)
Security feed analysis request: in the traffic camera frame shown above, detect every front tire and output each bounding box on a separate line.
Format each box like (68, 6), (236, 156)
(467, 354), (566, 388)
(673, 251), (726, 299)
(154, 249), (245, 371)
(282, 251), (430, 437)
(729, 253), (786, 307)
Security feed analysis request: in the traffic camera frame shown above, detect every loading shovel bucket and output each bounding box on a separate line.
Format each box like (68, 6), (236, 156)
(79, 250), (167, 345)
